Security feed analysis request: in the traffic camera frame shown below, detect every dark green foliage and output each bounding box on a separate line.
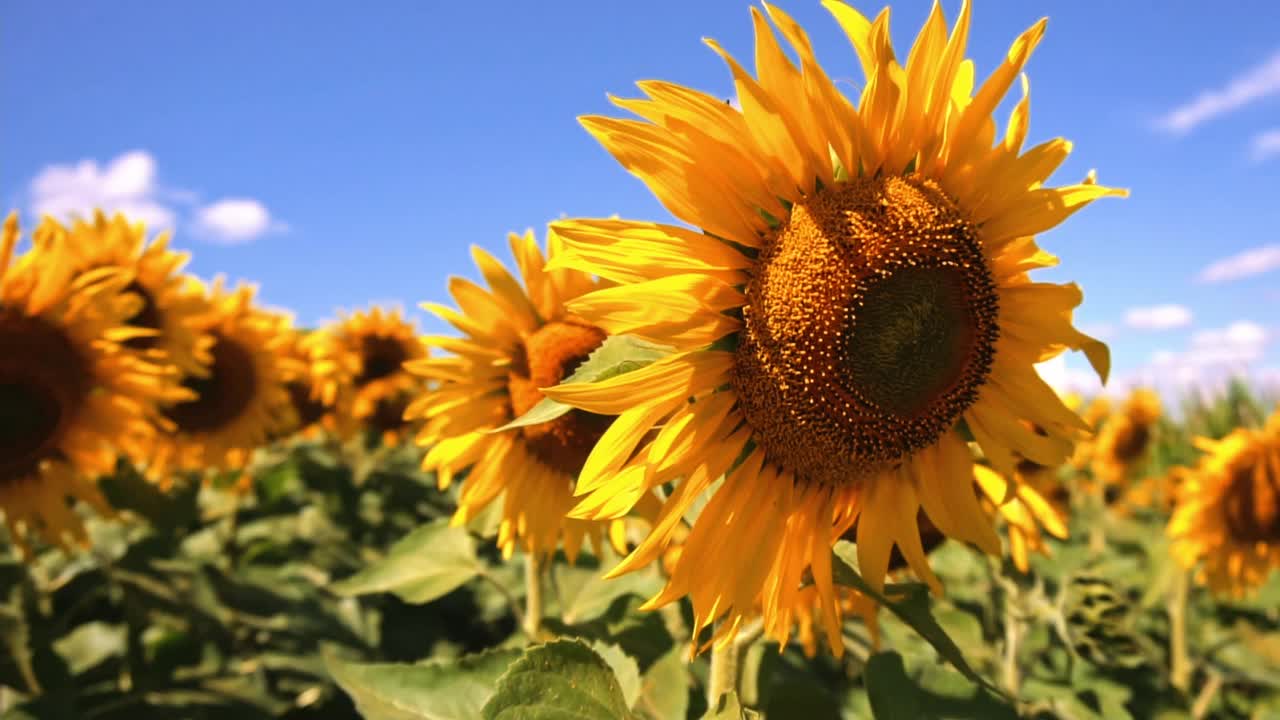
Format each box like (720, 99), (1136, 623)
(2, 385), (1279, 718)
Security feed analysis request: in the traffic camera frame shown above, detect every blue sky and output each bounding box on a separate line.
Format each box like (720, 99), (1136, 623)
(4, 0), (1280, 398)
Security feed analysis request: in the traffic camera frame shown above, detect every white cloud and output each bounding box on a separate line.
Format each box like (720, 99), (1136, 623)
(1156, 50), (1280, 133)
(192, 198), (286, 244)
(1196, 244), (1280, 283)
(1188, 320), (1269, 363)
(1256, 367), (1280, 396)
(26, 151), (282, 245)
(1251, 128), (1280, 162)
(1113, 321), (1274, 400)
(1036, 355), (1103, 397)
(30, 150), (176, 229)
(1079, 322), (1117, 341)
(1031, 322), (1277, 406)
(1124, 304), (1193, 331)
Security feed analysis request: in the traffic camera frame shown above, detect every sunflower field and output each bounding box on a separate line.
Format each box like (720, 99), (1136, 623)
(4, 2), (1280, 719)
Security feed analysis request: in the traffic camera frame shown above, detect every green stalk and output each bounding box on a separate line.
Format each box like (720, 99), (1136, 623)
(706, 619), (764, 709)
(524, 552), (544, 640)
(1169, 566), (1192, 692)
(707, 632), (739, 709)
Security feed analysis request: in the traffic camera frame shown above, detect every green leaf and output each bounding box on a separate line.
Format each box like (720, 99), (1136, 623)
(482, 639), (634, 720)
(253, 455), (303, 504)
(52, 621), (126, 675)
(752, 647), (842, 719)
(1022, 677), (1135, 720)
(559, 566), (663, 626)
(831, 541), (996, 694)
(865, 653), (927, 720)
(590, 641), (641, 710)
(98, 464), (200, 536)
(326, 647), (521, 720)
(489, 336), (674, 433)
(330, 518), (481, 604)
(488, 397), (574, 433)
(635, 650), (689, 720)
(864, 652), (1017, 720)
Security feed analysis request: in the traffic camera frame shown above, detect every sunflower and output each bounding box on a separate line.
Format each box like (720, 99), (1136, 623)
(147, 280), (293, 485)
(543, 1), (1122, 652)
(405, 231), (622, 561)
(1168, 411), (1280, 597)
(1068, 394), (1110, 471)
(974, 462), (1068, 573)
(1081, 395), (1111, 429)
(658, 503), (884, 657)
(984, 417), (1073, 570)
(0, 214), (186, 552)
(275, 326), (344, 439)
(1116, 474), (1174, 516)
(786, 586), (883, 658)
(62, 211), (214, 378)
(1092, 388), (1160, 488)
(365, 391), (418, 447)
(321, 306), (426, 441)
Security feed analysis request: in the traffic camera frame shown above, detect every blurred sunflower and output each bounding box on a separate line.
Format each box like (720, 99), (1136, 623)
(1069, 395), (1110, 471)
(1082, 396), (1112, 428)
(148, 280), (292, 485)
(1168, 411), (1280, 597)
(544, 1), (1122, 651)
(322, 306), (425, 440)
(1091, 389), (1160, 488)
(0, 214), (186, 552)
(405, 231), (622, 561)
(275, 326), (342, 438)
(365, 391), (418, 447)
(63, 211), (213, 377)
(974, 462), (1068, 573)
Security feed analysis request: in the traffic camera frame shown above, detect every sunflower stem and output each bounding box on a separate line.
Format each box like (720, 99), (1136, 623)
(1191, 671), (1222, 719)
(1169, 565), (1192, 693)
(1087, 480), (1107, 556)
(706, 619), (760, 708)
(707, 632), (739, 709)
(1002, 591), (1023, 699)
(523, 552), (544, 640)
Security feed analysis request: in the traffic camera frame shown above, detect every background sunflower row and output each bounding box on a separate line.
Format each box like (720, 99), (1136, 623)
(0, 211), (428, 553)
(2, 207), (1280, 718)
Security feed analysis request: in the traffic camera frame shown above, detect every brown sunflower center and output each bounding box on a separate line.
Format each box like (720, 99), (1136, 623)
(1223, 461), (1280, 544)
(121, 280), (163, 351)
(1110, 422), (1151, 463)
(164, 331), (258, 434)
(286, 381), (327, 428)
(368, 394), (412, 436)
(0, 312), (92, 483)
(506, 320), (611, 474)
(356, 335), (410, 386)
(731, 175), (998, 486)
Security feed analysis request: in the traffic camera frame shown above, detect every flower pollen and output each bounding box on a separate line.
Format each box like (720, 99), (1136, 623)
(731, 175), (998, 486)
